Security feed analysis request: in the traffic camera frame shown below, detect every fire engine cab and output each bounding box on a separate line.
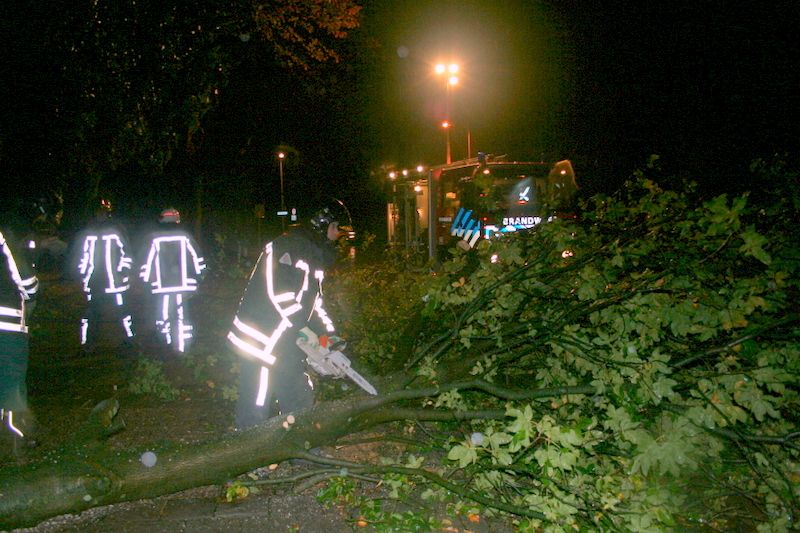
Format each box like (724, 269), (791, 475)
(386, 154), (578, 260)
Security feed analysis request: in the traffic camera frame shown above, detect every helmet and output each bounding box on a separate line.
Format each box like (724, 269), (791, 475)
(94, 198), (113, 218)
(309, 207), (337, 234)
(159, 207), (181, 224)
(309, 198), (353, 239)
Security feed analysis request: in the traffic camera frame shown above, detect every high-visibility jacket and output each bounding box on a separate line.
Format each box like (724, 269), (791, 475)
(0, 230), (38, 334)
(76, 220), (133, 303)
(227, 227), (336, 406)
(139, 228), (206, 294)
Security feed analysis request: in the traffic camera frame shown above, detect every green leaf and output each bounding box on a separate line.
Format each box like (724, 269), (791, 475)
(447, 444), (478, 468)
(738, 227), (772, 265)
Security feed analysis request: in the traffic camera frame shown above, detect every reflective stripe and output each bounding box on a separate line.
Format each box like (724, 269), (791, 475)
(158, 294), (172, 346)
(151, 286), (197, 294)
(161, 294), (170, 321)
(0, 322), (27, 333)
(176, 294), (190, 353)
(308, 268), (334, 331)
(79, 235), (97, 292)
(5, 411), (23, 438)
(80, 233), (131, 295)
(228, 317), (279, 366)
(231, 316), (272, 347)
(0, 306), (22, 318)
(312, 296), (336, 332)
(227, 331), (278, 366)
(103, 234), (127, 292)
(80, 317), (89, 344)
(295, 260), (310, 302)
(123, 315), (134, 338)
(272, 292), (296, 304)
(20, 276), (38, 295)
(255, 367), (269, 407)
(140, 235), (205, 293)
(1, 231), (38, 301)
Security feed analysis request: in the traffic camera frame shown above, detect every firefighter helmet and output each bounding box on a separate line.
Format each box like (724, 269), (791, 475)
(159, 207), (181, 224)
(309, 198), (353, 239)
(94, 198), (113, 218)
(309, 207), (337, 234)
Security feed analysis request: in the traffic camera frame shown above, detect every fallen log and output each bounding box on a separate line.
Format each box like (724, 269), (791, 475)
(0, 396), (379, 529)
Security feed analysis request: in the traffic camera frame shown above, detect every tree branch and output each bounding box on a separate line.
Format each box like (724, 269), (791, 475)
(354, 379), (596, 414)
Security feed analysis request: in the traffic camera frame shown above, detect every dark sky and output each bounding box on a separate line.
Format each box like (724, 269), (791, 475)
(2, 0), (798, 220)
(357, 0), (799, 193)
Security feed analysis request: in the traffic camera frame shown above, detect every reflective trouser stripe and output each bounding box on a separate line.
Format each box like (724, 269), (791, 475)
(1, 410), (24, 438)
(256, 367), (270, 407)
(80, 318), (89, 345)
(123, 315), (134, 338)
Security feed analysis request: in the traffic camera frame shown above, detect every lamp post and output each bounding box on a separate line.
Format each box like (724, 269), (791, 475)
(441, 120), (452, 164)
(434, 63), (459, 164)
(277, 151), (286, 230)
(387, 171), (398, 245)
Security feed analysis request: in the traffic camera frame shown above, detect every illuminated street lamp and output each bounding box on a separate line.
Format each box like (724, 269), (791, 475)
(277, 151), (286, 229)
(435, 63), (459, 164)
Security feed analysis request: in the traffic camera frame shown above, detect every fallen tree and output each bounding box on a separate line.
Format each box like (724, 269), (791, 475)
(0, 378), (591, 529)
(2, 159), (799, 531)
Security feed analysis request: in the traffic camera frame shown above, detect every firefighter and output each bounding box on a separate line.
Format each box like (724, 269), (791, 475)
(0, 226), (39, 443)
(139, 207), (206, 354)
(74, 200), (136, 353)
(228, 203), (349, 429)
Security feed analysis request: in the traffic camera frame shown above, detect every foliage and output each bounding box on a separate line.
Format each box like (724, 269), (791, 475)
(326, 246), (436, 370)
(208, 232), (252, 281)
(53, 2), (234, 193)
(44, 0), (362, 213)
(329, 160), (799, 531)
(253, 0), (361, 70)
(316, 474), (448, 532)
(128, 358), (181, 401)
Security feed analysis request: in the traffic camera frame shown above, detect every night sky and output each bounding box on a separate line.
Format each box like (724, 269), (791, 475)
(360, 0), (799, 194)
(2, 1), (798, 226)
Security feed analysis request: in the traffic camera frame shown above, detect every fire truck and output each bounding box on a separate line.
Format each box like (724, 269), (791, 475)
(386, 154), (578, 260)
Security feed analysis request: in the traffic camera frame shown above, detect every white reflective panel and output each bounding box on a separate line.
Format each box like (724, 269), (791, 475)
(255, 366), (269, 406)
(80, 317), (89, 345)
(123, 315), (134, 338)
(0, 306), (22, 318)
(5, 411), (23, 438)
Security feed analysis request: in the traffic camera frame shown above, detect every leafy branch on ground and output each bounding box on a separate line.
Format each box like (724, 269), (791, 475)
(314, 157), (800, 532)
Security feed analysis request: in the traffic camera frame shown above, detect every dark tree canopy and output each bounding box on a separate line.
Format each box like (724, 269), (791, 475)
(2, 0), (362, 221)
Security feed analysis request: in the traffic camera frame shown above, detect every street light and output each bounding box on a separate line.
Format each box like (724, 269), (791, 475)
(277, 151), (286, 230)
(435, 63), (459, 164)
(441, 120), (452, 164)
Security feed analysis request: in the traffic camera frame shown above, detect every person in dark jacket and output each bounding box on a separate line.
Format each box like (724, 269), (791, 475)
(0, 227), (38, 440)
(74, 201), (136, 353)
(227, 205), (347, 429)
(139, 207), (206, 354)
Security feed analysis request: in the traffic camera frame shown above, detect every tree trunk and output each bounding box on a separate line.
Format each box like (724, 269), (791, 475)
(0, 396), (378, 529)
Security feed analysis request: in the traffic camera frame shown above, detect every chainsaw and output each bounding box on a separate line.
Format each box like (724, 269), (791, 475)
(296, 327), (377, 396)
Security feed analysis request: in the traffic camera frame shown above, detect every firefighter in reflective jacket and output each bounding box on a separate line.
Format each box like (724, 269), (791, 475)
(0, 227), (38, 440)
(74, 201), (135, 351)
(228, 206), (345, 429)
(139, 207), (206, 354)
